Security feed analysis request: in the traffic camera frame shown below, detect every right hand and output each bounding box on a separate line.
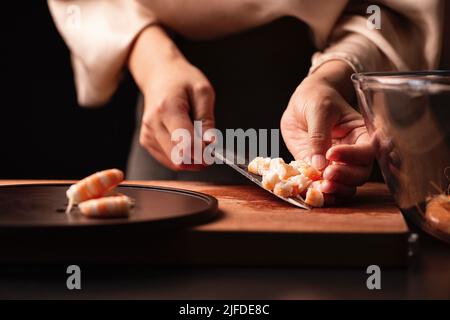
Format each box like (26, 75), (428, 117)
(129, 26), (215, 171)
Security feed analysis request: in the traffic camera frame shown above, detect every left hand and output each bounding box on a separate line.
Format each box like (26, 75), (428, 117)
(280, 61), (374, 204)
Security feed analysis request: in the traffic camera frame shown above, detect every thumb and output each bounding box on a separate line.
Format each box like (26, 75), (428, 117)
(306, 100), (339, 170)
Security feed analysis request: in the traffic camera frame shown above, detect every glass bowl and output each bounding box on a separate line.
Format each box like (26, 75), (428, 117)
(352, 71), (450, 244)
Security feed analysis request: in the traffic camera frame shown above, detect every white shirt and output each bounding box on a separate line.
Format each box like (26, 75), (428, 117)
(48, 0), (443, 106)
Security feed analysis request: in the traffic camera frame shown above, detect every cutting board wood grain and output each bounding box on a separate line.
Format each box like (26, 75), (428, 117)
(0, 180), (409, 266)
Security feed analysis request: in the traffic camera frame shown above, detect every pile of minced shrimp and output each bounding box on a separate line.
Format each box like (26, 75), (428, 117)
(248, 157), (324, 207)
(65, 169), (133, 218)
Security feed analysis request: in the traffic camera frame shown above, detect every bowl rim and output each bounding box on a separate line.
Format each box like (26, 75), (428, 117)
(351, 70), (450, 91)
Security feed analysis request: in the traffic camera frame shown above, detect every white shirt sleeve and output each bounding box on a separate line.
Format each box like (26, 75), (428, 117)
(48, 0), (156, 106)
(309, 0), (443, 74)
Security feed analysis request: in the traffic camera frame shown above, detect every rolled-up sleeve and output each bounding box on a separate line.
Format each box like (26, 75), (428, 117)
(48, 0), (156, 107)
(309, 0), (443, 74)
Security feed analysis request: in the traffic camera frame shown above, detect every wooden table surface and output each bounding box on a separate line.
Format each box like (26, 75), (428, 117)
(0, 180), (449, 299)
(0, 180), (409, 267)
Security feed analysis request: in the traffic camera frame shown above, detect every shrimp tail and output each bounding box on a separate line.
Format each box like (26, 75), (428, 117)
(65, 197), (74, 214)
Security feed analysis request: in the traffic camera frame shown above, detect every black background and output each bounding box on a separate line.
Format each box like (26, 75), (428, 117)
(0, 1), (138, 179)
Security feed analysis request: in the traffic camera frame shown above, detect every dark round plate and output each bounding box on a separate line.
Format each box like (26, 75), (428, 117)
(0, 184), (218, 229)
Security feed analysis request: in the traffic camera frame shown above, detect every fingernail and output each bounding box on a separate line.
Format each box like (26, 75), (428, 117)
(312, 154), (327, 170)
(325, 148), (336, 161)
(322, 166), (333, 181)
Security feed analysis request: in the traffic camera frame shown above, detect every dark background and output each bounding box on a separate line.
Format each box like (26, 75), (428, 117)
(0, 1), (138, 179)
(0, 2), (449, 179)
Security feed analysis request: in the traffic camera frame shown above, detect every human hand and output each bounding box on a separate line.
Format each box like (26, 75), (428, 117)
(281, 61), (374, 203)
(129, 26), (215, 170)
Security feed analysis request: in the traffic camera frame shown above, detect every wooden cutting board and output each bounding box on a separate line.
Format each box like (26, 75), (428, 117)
(0, 180), (409, 266)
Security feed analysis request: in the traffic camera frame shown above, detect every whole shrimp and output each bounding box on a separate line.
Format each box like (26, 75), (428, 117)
(78, 195), (133, 218)
(66, 169), (124, 213)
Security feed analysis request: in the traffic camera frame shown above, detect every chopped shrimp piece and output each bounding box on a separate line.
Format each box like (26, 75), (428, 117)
(289, 160), (308, 170)
(290, 160), (322, 181)
(288, 174), (311, 194)
(268, 158), (299, 180)
(305, 188), (324, 207)
(248, 157), (271, 175)
(277, 163), (300, 180)
(310, 180), (324, 190)
(269, 158), (285, 171)
(262, 171), (280, 191)
(248, 157), (262, 174)
(273, 180), (295, 198)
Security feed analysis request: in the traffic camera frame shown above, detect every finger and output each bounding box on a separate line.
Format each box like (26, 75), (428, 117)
(140, 128), (180, 171)
(161, 97), (196, 138)
(159, 98), (202, 165)
(159, 123), (206, 170)
(331, 117), (366, 139)
(142, 115), (204, 171)
(326, 143), (374, 166)
(141, 102), (185, 170)
(190, 82), (217, 148)
(305, 99), (340, 170)
(322, 163), (371, 186)
(189, 82), (216, 132)
(320, 180), (357, 198)
(157, 126), (205, 171)
(147, 145), (179, 171)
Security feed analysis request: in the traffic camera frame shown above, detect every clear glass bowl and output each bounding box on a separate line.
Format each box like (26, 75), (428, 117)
(352, 71), (450, 244)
